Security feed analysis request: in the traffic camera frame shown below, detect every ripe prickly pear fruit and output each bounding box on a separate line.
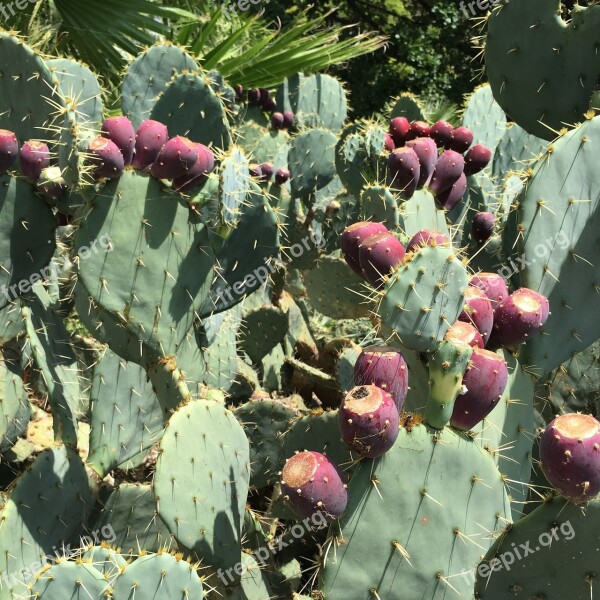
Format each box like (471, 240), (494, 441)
(274, 167), (290, 185)
(283, 111), (295, 129)
(434, 172), (467, 210)
(248, 88), (261, 105)
(20, 141), (50, 180)
(429, 150), (465, 195)
(339, 385), (400, 458)
(249, 164), (262, 178)
(384, 133), (395, 152)
(87, 137), (125, 180)
(354, 345), (408, 411)
(387, 147), (420, 197)
(150, 136), (198, 180)
(0, 130), (18, 173)
(36, 166), (67, 201)
(101, 116), (135, 165)
(430, 120), (453, 147)
(488, 288), (549, 349)
(406, 229), (449, 252)
(281, 451), (347, 520)
(405, 120), (431, 141)
(469, 273), (508, 312)
(448, 126), (474, 153)
(464, 144), (492, 176)
(450, 347), (508, 431)
(388, 117), (410, 146)
(540, 413), (600, 503)
(271, 112), (285, 130)
(445, 321), (484, 349)
(132, 120), (168, 170)
(358, 232), (406, 288)
(406, 137), (437, 188)
(259, 162), (275, 183)
(471, 211), (496, 244)
(172, 144), (215, 193)
(233, 84), (244, 100)
(458, 286), (494, 344)
(340, 221), (388, 277)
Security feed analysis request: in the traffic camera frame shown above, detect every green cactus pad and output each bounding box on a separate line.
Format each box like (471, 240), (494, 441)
(474, 496), (597, 599)
(239, 306), (288, 364)
(234, 399), (297, 489)
(47, 58), (103, 128)
(485, 1), (600, 139)
(322, 425), (511, 599)
(85, 483), (173, 555)
(0, 33), (65, 143)
(506, 116), (600, 374)
(304, 255), (372, 320)
(293, 73), (347, 132)
(81, 545), (127, 581)
(112, 551), (204, 598)
(462, 84), (507, 154)
(389, 92), (426, 122)
(75, 171), (216, 360)
(30, 560), (107, 599)
(222, 553), (273, 599)
(250, 130), (290, 170)
(154, 400), (250, 578)
(87, 349), (164, 477)
(288, 128), (338, 198)
(0, 446), (94, 598)
(0, 352), (30, 454)
(360, 185), (401, 231)
(122, 43), (199, 128)
(378, 245), (467, 352)
(398, 189), (450, 238)
(150, 72), (231, 152)
(0, 174), (57, 310)
(221, 146), (250, 228)
(492, 124), (547, 183)
(0, 301), (25, 345)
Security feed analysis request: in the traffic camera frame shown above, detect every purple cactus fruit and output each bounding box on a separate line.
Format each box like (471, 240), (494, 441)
(469, 273), (509, 312)
(150, 136), (198, 180)
(132, 120), (168, 170)
(429, 150), (465, 195)
(388, 117), (410, 146)
(405, 120), (431, 141)
(458, 286), (494, 344)
(87, 137), (125, 180)
(261, 92), (277, 112)
(275, 167), (290, 185)
(445, 321), (484, 349)
(248, 88), (261, 105)
(406, 138), (438, 188)
(283, 111), (295, 129)
(435, 172), (467, 211)
(20, 141), (50, 180)
(488, 288), (549, 349)
(471, 211), (496, 244)
(448, 126), (474, 153)
(271, 112), (285, 130)
(339, 385), (400, 458)
(101, 116), (135, 165)
(280, 451), (347, 520)
(384, 134), (395, 152)
(430, 120), (454, 147)
(249, 164), (263, 178)
(233, 84), (244, 100)
(259, 88), (270, 105)
(464, 144), (492, 176)
(353, 345), (408, 411)
(172, 143), (215, 193)
(406, 229), (449, 252)
(450, 347), (508, 431)
(387, 147), (420, 197)
(358, 232), (406, 288)
(0, 130), (18, 173)
(340, 221), (389, 277)
(36, 166), (67, 201)
(260, 162), (275, 183)
(539, 413), (600, 502)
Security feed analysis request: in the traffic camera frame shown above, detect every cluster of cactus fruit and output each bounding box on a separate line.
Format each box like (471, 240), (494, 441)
(0, 6), (600, 597)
